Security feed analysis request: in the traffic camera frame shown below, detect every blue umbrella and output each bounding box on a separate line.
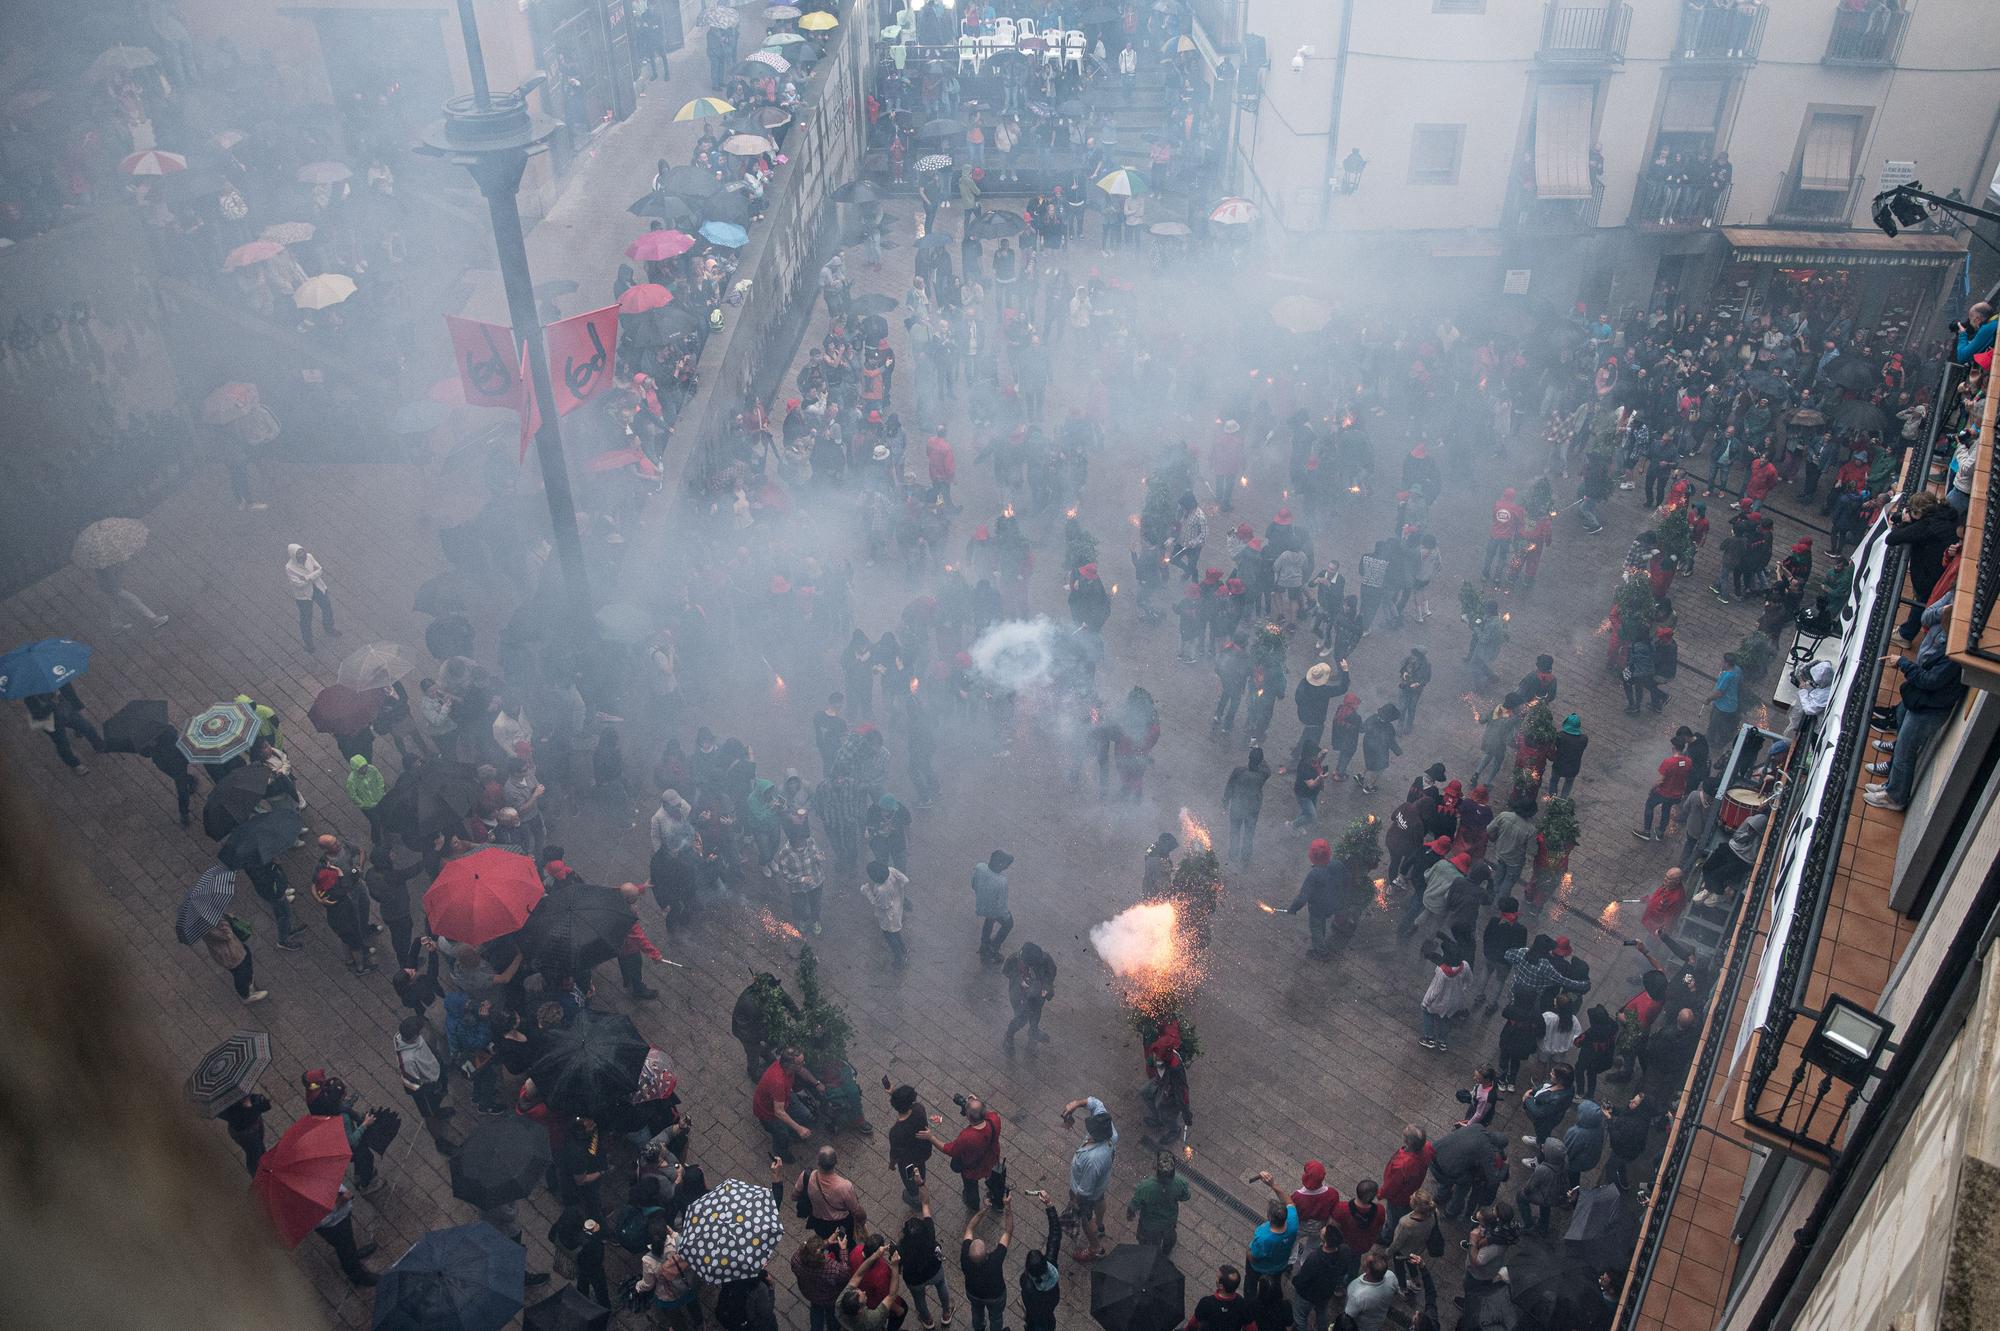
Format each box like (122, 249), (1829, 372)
(374, 1222), (525, 1331)
(699, 221), (748, 249)
(0, 637), (91, 699)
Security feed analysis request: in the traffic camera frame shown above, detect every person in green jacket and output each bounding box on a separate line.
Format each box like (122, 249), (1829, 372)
(346, 753), (387, 851)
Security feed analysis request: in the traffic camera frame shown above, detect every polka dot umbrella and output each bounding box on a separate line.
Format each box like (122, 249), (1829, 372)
(679, 1179), (786, 1282)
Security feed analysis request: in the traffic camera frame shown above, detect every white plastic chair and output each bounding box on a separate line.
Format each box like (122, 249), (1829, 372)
(1065, 31), (1087, 71)
(1043, 33), (1066, 67)
(992, 16), (1016, 48)
(1017, 17), (1038, 39)
(957, 34), (979, 73)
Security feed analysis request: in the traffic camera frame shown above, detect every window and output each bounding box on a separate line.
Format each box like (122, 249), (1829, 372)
(1655, 77), (1729, 158)
(1799, 111), (1863, 188)
(1434, 0), (1486, 11)
(1409, 124), (1465, 185)
(1534, 83), (1597, 200)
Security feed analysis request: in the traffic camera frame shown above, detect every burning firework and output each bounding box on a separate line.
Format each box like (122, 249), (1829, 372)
(1372, 877), (1391, 912)
(772, 674), (787, 701)
(1349, 485), (1363, 494)
(1178, 807), (1213, 852)
(1066, 506), (1079, 519)
(909, 677), (920, 694)
(754, 908), (803, 941)
(1255, 901), (1278, 914)
(1598, 901), (1621, 927)
(1461, 693), (1483, 724)
(1239, 476), (1249, 487)
(1110, 584), (1119, 595)
(1090, 899), (1201, 1017)
(1002, 503), (1016, 519)
(1128, 514), (1141, 527)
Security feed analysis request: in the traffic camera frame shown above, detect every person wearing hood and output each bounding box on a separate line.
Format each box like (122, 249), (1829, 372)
(1549, 713), (1588, 797)
(1886, 491), (1960, 641)
(1477, 895), (1528, 1015)
(1406, 846), (1467, 944)
(346, 752), (388, 852)
(1068, 563), (1111, 631)
(1396, 647), (1431, 735)
(284, 543), (337, 652)
(1359, 705), (1402, 795)
(1293, 660), (1341, 760)
(1287, 838), (1350, 958)
(1574, 1003), (1620, 1099)
(1143, 833), (1178, 898)
(1429, 1123), (1507, 1219)
(1467, 600), (1507, 688)
(1787, 659), (1835, 741)
(1561, 1100), (1607, 1186)
(1516, 655), (1558, 707)
(1514, 1136), (1569, 1235)
(1243, 659), (1287, 745)
(1223, 745), (1271, 869)
(1211, 633), (1252, 735)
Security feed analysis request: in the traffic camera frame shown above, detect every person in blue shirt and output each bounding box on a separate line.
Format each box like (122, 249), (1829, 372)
(1061, 1095), (1117, 1261)
(1953, 300), (1994, 365)
(1243, 1189), (1300, 1301)
(1704, 652), (1742, 753)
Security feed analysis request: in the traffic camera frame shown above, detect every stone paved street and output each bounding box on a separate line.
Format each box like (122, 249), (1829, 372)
(0, 31), (1833, 1328)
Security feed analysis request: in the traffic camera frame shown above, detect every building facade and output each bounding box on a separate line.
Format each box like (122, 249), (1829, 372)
(1195, 0), (2000, 325)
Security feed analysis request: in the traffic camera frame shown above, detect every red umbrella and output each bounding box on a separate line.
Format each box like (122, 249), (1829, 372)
(223, 239), (285, 270)
(307, 684), (383, 736)
(626, 230), (696, 262)
(252, 1115), (352, 1247)
(617, 283), (675, 313)
(425, 847), (545, 944)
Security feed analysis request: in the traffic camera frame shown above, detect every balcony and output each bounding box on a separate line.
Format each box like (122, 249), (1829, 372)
(1770, 170), (1861, 227)
(1630, 174), (1730, 229)
(1824, 6), (1909, 66)
(1674, 1), (1766, 62)
(1538, 3), (1630, 64)
(1946, 373), (2000, 690)
(1505, 178), (1604, 231)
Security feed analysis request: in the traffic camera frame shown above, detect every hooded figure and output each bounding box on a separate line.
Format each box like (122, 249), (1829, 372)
(1561, 1100), (1607, 1179)
(284, 544), (336, 652)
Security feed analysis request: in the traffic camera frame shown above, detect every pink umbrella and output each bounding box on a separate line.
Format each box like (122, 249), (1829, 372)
(617, 283), (675, 313)
(120, 150), (188, 176)
(626, 230), (696, 262)
(223, 239), (286, 270)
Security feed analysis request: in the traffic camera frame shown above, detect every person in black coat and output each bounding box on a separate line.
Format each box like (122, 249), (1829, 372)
(1601, 1093), (1656, 1190)
(219, 1092), (272, 1174)
(1884, 492), (1961, 640)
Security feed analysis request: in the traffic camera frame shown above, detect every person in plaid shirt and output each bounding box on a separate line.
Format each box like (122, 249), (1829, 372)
(777, 816), (828, 936)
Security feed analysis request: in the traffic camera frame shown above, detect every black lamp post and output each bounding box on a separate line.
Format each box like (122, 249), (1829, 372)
(417, 0), (593, 630)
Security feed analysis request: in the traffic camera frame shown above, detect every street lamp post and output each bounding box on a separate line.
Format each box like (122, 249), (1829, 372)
(418, 0), (593, 630)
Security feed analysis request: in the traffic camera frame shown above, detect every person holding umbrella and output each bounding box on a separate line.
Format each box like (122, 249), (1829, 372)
(200, 917), (266, 1003)
(283, 543), (338, 652)
(21, 680), (104, 775)
(220, 1091), (273, 1174)
(147, 727), (202, 825)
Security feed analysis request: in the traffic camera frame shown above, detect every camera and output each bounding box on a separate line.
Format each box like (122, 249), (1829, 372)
(951, 1093), (971, 1113)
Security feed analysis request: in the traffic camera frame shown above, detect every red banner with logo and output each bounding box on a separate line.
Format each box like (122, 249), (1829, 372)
(544, 305), (621, 417)
(444, 314), (522, 411)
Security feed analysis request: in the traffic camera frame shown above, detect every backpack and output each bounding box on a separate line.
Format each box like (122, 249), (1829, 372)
(1655, 639), (1679, 681)
(612, 1203), (660, 1253)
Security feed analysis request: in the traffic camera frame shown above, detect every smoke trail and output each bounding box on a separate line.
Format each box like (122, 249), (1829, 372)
(969, 617), (1057, 692)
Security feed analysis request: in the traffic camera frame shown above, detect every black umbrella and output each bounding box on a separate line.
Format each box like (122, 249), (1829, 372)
(202, 789), (243, 843)
(212, 764), (275, 822)
(218, 806), (303, 869)
(102, 697), (171, 754)
(426, 613), (477, 661)
(1507, 1257), (1612, 1331)
(1832, 398), (1889, 436)
(529, 1010), (650, 1116)
(661, 166), (724, 200)
(413, 572), (469, 617)
(968, 214), (1028, 240)
(450, 1116), (553, 1209)
(186, 1029), (272, 1116)
(858, 313), (890, 343)
(850, 292), (898, 316)
(523, 1286), (612, 1331)
(374, 1222), (524, 1331)
(630, 191), (702, 229)
(1740, 369), (1790, 400)
(703, 191), (752, 227)
(522, 882), (637, 975)
(1562, 1184), (1639, 1271)
(176, 864), (239, 945)
(620, 309), (673, 350)
(379, 761), (480, 842)
(915, 231), (953, 252)
(1090, 1243), (1184, 1331)
(654, 304), (705, 337)
(919, 118), (968, 138)
(831, 181), (881, 205)
(1820, 357), (1878, 391)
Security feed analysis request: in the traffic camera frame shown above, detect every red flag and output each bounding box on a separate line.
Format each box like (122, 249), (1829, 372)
(544, 305), (621, 417)
(444, 315), (522, 410)
(517, 344), (540, 463)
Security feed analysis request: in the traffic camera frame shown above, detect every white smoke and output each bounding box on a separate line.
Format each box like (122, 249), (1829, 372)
(1089, 900), (1181, 979)
(969, 617), (1057, 692)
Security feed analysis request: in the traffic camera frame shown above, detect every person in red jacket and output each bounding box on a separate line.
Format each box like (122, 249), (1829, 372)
(1327, 1178), (1387, 1254)
(616, 882), (666, 1001)
(1640, 868), (1689, 942)
(1483, 487), (1524, 581)
(1745, 453), (1780, 503)
(1637, 733), (1694, 842)
(926, 429), (959, 512)
(1380, 1125), (1435, 1233)
(919, 1096), (1005, 1210)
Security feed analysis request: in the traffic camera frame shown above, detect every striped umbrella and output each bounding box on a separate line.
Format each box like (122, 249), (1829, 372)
(675, 97), (735, 121)
(1095, 168), (1149, 197)
(178, 700), (261, 764)
(1208, 196), (1258, 225)
(176, 865), (239, 945)
(120, 149), (188, 176)
(186, 1029), (271, 1116)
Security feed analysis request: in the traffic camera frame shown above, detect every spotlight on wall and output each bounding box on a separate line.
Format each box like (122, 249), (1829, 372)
(1291, 45), (1314, 73)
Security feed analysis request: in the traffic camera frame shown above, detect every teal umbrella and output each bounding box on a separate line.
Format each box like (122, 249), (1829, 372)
(700, 221), (748, 248)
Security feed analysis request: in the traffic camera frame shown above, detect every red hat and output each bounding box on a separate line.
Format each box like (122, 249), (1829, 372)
(1234, 522), (1253, 539)
(973, 526), (990, 540)
(1274, 507), (1292, 524)
(546, 859), (573, 880)
(1444, 779), (1462, 795)
(1450, 852), (1471, 872)
(954, 650), (974, 668)
(770, 575), (791, 595)
(1308, 839), (1332, 865)
(1079, 563), (1099, 579)
(786, 398), (800, 411)
(1225, 578), (1245, 595)
(1471, 784), (1489, 800)
(1791, 539), (1812, 553)
(877, 338), (890, 350)
(1553, 936), (1573, 957)
(1248, 537), (1264, 551)
(1427, 836), (1452, 854)
(1301, 1160), (1327, 1187)
(868, 410), (883, 423)
(1410, 442), (1428, 458)
(1203, 568), (1223, 583)
(971, 167), (986, 180)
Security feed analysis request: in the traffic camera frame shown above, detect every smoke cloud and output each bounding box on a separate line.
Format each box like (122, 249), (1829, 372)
(1089, 900), (1181, 979)
(969, 617), (1057, 692)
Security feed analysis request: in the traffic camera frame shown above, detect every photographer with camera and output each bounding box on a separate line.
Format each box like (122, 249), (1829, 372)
(920, 1094), (1007, 1211)
(1951, 300), (1994, 365)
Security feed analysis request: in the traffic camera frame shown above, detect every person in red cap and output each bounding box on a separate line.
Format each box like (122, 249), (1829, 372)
(1285, 837), (1348, 958)
(1484, 487), (1524, 581)
(1068, 563), (1111, 632)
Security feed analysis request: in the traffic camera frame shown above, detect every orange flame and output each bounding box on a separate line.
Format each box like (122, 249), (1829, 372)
(1373, 877), (1390, 912)
(1002, 504), (1015, 519)
(909, 677), (920, 694)
(1177, 807), (1212, 852)
(1066, 506), (1079, 519)
(1110, 584), (1119, 595)
(772, 674), (787, 701)
(1128, 513), (1141, 527)
(1239, 476), (1249, 487)
(755, 908), (803, 941)
(1256, 901), (1278, 914)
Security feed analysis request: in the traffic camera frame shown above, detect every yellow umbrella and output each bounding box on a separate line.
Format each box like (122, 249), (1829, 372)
(293, 273), (357, 311)
(675, 97), (735, 121)
(798, 11), (838, 30)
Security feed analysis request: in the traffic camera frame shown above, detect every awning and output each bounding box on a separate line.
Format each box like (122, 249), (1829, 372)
(1721, 227), (1968, 267)
(1534, 84), (1595, 201)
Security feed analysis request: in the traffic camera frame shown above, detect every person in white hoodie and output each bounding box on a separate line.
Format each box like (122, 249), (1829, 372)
(284, 544), (338, 652)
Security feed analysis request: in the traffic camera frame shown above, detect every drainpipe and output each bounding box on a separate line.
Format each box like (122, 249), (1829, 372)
(1317, 0), (1353, 230)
